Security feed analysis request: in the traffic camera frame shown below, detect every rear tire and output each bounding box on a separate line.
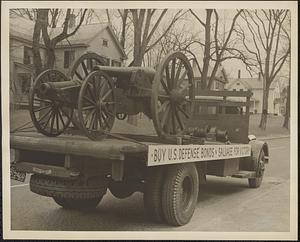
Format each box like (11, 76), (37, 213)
(162, 163), (199, 226)
(53, 196), (102, 210)
(143, 166), (165, 223)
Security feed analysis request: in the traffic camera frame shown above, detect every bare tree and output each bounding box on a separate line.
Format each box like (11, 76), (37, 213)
(129, 9), (186, 66)
(190, 9), (243, 89)
(236, 9), (290, 129)
(32, 9), (87, 76)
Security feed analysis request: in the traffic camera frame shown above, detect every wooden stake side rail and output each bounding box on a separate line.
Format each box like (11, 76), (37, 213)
(10, 132), (249, 164)
(10, 132), (148, 161)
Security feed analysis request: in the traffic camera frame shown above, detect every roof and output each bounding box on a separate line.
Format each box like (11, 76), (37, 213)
(9, 16), (127, 59)
(226, 77), (276, 90)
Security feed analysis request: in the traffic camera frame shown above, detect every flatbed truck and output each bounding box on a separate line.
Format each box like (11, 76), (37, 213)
(10, 90), (269, 226)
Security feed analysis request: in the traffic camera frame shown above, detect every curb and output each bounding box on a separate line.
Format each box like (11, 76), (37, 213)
(256, 135), (290, 141)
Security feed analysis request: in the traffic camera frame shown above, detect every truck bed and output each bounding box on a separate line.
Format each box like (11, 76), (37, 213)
(10, 131), (149, 161)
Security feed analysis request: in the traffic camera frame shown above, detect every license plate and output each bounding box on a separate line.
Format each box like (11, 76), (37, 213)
(10, 164), (26, 182)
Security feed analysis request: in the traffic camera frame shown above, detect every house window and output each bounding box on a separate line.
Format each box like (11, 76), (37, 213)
(64, 50), (75, 69)
(23, 46), (33, 65)
(102, 39), (108, 47)
(112, 60), (121, 67)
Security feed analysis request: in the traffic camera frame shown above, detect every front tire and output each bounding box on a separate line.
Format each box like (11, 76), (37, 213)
(162, 163), (199, 226)
(248, 149), (265, 188)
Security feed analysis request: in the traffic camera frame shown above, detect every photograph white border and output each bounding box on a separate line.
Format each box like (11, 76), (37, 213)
(1, 1), (298, 240)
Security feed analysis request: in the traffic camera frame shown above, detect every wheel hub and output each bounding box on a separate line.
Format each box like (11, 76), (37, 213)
(170, 90), (185, 103)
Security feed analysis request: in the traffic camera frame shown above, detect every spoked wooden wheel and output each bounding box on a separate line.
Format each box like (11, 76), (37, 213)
(78, 70), (116, 140)
(68, 52), (107, 82)
(151, 51), (195, 138)
(29, 69), (74, 136)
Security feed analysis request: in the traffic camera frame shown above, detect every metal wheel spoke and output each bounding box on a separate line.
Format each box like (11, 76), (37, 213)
(87, 83), (96, 101)
(99, 80), (108, 98)
(75, 71), (83, 80)
(83, 95), (96, 105)
(158, 94), (170, 101)
(55, 111), (60, 131)
(34, 97), (52, 104)
(160, 78), (170, 95)
(37, 108), (53, 124)
(101, 112), (110, 128)
(50, 110), (56, 133)
(174, 106), (184, 130)
(171, 104), (176, 133)
(57, 109), (66, 129)
(82, 105), (95, 111)
(94, 111), (98, 130)
(160, 103), (171, 127)
(60, 107), (72, 120)
(103, 107), (114, 117)
(84, 109), (95, 126)
(101, 89), (112, 101)
(92, 77), (99, 101)
(176, 104), (190, 119)
(33, 104), (52, 112)
(158, 100), (169, 114)
(42, 110), (54, 129)
(88, 111), (96, 130)
(81, 61), (88, 77)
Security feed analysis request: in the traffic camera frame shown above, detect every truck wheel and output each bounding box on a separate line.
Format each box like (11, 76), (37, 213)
(53, 197), (102, 210)
(143, 167), (165, 223)
(162, 163), (199, 226)
(248, 149), (265, 188)
(109, 181), (135, 199)
(30, 175), (107, 199)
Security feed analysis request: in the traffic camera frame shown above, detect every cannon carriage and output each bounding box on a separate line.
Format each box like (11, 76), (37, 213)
(29, 51), (195, 140)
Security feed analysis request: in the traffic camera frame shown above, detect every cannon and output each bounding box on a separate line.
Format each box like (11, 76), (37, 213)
(29, 51), (195, 140)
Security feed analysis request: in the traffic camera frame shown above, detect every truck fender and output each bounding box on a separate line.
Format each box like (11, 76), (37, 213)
(249, 138), (269, 164)
(240, 138), (269, 171)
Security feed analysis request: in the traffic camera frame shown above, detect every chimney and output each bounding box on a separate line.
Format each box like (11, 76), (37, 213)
(69, 14), (76, 28)
(238, 69), (241, 79)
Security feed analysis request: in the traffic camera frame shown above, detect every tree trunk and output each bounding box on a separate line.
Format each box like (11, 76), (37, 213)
(259, 83), (270, 130)
(200, 9), (212, 89)
(45, 44), (56, 69)
(32, 11), (43, 76)
(283, 84), (290, 129)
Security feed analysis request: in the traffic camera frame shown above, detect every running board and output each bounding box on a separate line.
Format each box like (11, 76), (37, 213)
(231, 170), (256, 179)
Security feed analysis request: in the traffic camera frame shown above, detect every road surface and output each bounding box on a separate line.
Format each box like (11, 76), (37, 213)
(10, 137), (290, 232)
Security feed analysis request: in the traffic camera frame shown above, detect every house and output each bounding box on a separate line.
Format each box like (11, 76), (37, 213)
(225, 70), (281, 115)
(192, 60), (228, 91)
(9, 14), (127, 105)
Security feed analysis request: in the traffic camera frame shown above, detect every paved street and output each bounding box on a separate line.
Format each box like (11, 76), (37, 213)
(10, 137), (290, 232)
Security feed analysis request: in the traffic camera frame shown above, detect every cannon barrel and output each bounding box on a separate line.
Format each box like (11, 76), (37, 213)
(94, 65), (156, 79)
(39, 80), (81, 96)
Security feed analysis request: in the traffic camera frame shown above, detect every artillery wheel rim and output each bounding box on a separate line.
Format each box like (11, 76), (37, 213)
(68, 52), (107, 82)
(29, 69), (74, 137)
(151, 52), (195, 138)
(78, 70), (116, 140)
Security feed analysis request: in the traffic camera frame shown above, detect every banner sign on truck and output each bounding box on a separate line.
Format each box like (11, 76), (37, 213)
(147, 144), (251, 166)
